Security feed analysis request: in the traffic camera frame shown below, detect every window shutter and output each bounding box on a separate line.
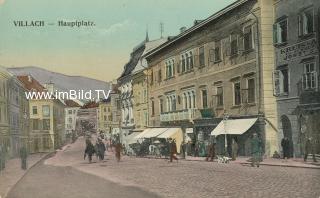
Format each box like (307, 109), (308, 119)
(273, 70), (281, 96)
(273, 24), (278, 44)
(298, 15), (302, 36)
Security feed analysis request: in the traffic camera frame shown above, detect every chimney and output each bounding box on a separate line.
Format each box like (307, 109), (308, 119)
(180, 26), (187, 33)
(27, 75), (32, 82)
(44, 82), (54, 93)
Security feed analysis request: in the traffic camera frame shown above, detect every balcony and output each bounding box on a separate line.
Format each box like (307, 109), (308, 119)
(160, 108), (200, 122)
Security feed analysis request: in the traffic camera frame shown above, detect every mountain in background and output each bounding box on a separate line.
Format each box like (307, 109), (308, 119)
(8, 66), (111, 101)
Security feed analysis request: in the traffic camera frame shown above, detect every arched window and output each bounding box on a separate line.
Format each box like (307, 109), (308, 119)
(192, 91), (196, 108)
(188, 92), (192, 109)
(172, 95), (176, 111)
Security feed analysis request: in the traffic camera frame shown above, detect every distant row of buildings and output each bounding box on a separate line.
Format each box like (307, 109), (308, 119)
(116, 0), (320, 157)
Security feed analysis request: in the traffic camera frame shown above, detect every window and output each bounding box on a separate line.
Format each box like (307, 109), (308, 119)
(298, 8), (314, 36)
(151, 100), (155, 116)
(181, 55), (186, 72)
(273, 68), (289, 96)
(43, 119), (50, 130)
(103, 108), (106, 112)
(165, 59), (174, 79)
(233, 82), (241, 106)
(32, 106), (37, 115)
(159, 99), (164, 113)
(158, 69), (162, 82)
(104, 115), (107, 121)
(247, 78), (255, 103)
(274, 18), (288, 44)
(68, 110), (72, 114)
(32, 119), (39, 130)
(180, 51), (193, 72)
(216, 87), (224, 106)
(303, 62), (317, 90)
(150, 70), (154, 85)
(214, 41), (221, 62)
(199, 46), (205, 67)
(201, 89), (208, 108)
(42, 105), (50, 117)
(243, 25), (253, 51)
(230, 34), (238, 55)
(68, 118), (72, 123)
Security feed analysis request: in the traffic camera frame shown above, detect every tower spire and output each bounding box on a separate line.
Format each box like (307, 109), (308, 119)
(145, 25), (149, 42)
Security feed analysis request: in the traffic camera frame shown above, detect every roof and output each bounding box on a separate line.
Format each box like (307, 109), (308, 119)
(81, 101), (99, 109)
(118, 37), (169, 80)
(65, 100), (81, 107)
(145, 0), (248, 59)
(17, 75), (45, 92)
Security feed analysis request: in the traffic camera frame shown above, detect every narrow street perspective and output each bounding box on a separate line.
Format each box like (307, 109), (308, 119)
(0, 0), (320, 197)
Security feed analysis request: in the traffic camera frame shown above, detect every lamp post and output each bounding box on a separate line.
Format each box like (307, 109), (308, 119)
(223, 113), (229, 156)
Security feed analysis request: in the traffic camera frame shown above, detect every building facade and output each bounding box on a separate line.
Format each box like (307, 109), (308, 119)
(273, 0), (320, 157)
(98, 98), (113, 135)
(0, 67), (11, 166)
(8, 77), (29, 157)
(65, 100), (81, 140)
(146, 0), (279, 156)
(17, 76), (65, 153)
(118, 36), (168, 141)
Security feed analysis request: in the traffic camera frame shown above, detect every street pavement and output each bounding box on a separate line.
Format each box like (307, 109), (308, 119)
(6, 137), (320, 198)
(6, 157), (159, 198)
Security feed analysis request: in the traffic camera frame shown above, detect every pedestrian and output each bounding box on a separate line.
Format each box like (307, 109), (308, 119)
(304, 137), (317, 162)
(0, 144), (5, 171)
(281, 137), (290, 161)
(251, 133), (262, 167)
(19, 144), (28, 170)
(231, 138), (238, 161)
(206, 141), (215, 162)
(169, 139), (178, 162)
(115, 142), (122, 162)
(96, 138), (106, 161)
(84, 139), (95, 163)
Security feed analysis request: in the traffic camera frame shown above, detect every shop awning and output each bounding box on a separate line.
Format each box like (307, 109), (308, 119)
(134, 128), (153, 139)
(143, 128), (169, 138)
(123, 132), (140, 145)
(210, 118), (258, 136)
(157, 128), (182, 139)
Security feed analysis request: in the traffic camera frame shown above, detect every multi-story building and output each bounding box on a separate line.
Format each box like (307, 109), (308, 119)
(8, 76), (30, 157)
(118, 35), (168, 140)
(98, 98), (112, 135)
(0, 67), (10, 164)
(17, 76), (65, 153)
(65, 100), (81, 140)
(273, 0), (320, 157)
(145, 0), (278, 156)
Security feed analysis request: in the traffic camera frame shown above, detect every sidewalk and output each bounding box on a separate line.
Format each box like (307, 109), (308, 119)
(0, 153), (50, 198)
(183, 156), (320, 169)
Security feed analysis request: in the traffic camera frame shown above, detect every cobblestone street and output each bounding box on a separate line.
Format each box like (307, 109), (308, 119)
(42, 137), (320, 198)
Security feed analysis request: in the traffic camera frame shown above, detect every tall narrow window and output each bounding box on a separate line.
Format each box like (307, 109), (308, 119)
(32, 106), (38, 115)
(181, 55), (186, 72)
(233, 82), (241, 106)
(230, 34), (238, 55)
(199, 46), (205, 67)
(298, 8), (314, 36)
(201, 89), (208, 108)
(214, 41), (221, 62)
(151, 100), (155, 116)
(159, 99), (163, 113)
(273, 18), (288, 44)
(216, 87), (224, 106)
(243, 25), (253, 51)
(247, 78), (255, 103)
(303, 62), (317, 90)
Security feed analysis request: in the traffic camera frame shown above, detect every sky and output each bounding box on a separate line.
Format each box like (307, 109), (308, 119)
(0, 0), (236, 81)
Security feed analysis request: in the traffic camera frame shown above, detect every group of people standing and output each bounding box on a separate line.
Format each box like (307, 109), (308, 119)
(84, 137), (123, 163)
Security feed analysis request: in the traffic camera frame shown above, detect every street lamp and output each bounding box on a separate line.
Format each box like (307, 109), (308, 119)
(223, 112), (229, 156)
